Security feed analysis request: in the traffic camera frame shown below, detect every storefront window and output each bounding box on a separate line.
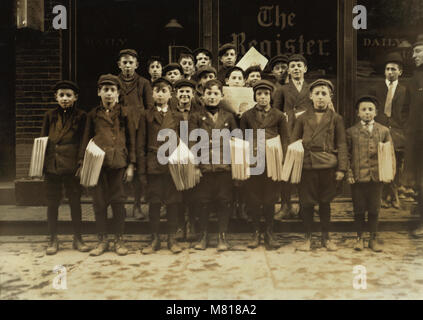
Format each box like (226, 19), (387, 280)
(76, 0), (199, 108)
(220, 0), (338, 78)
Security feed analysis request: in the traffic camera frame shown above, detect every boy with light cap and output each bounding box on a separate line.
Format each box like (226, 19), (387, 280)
(81, 74), (136, 256)
(291, 79), (347, 252)
(116, 49), (154, 219)
(241, 80), (289, 250)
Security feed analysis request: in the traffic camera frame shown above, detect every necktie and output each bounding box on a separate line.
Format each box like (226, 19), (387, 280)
(385, 82), (394, 118)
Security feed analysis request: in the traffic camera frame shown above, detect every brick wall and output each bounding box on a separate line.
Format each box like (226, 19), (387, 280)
(15, 0), (62, 178)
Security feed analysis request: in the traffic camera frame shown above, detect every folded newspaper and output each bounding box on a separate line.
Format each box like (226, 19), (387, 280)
(230, 137), (250, 181)
(29, 137), (49, 177)
(80, 139), (105, 187)
(168, 140), (201, 191)
(281, 140), (304, 184)
(378, 141), (396, 183)
(221, 86), (255, 115)
(236, 46), (268, 71)
(266, 135), (284, 182)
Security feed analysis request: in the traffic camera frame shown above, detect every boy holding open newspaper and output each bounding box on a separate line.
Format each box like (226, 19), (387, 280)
(137, 78), (184, 255)
(346, 95), (394, 252)
(240, 80), (289, 250)
(291, 79), (348, 252)
(40, 80), (89, 255)
(81, 74), (136, 257)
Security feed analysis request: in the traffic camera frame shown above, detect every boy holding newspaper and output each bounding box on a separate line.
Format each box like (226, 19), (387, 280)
(81, 74), (136, 257)
(346, 95), (394, 252)
(240, 79), (289, 250)
(40, 80), (89, 255)
(291, 79), (348, 252)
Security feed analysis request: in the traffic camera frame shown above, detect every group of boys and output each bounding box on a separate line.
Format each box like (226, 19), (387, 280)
(40, 40), (423, 257)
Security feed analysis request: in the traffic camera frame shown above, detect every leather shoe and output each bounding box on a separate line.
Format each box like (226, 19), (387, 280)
(73, 235), (90, 252)
(247, 231), (260, 249)
(142, 234), (161, 254)
(46, 235), (59, 255)
(194, 232), (208, 250)
(354, 237), (364, 251)
(89, 234), (109, 256)
(217, 233), (230, 252)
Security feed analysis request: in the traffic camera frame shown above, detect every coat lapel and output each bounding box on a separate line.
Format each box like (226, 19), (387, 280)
(311, 110), (333, 140)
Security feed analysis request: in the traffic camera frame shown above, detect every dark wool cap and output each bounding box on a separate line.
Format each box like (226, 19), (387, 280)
(163, 63), (183, 75)
(218, 43), (237, 57)
(225, 66), (245, 79)
(253, 80), (275, 93)
(174, 79), (196, 89)
(97, 74), (122, 88)
(355, 94), (380, 109)
(193, 48), (213, 60)
(309, 79), (335, 93)
(385, 52), (403, 66)
(194, 66), (217, 80)
(152, 77), (173, 89)
(288, 54), (308, 65)
(54, 80), (79, 94)
(269, 54), (289, 69)
(118, 49), (139, 60)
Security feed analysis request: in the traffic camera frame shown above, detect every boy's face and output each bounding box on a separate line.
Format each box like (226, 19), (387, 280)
(385, 63), (402, 82)
(179, 58), (195, 75)
(255, 88), (271, 108)
(118, 55), (138, 78)
(226, 70), (245, 87)
(98, 85), (119, 106)
(176, 86), (194, 105)
(148, 61), (162, 79)
(165, 69), (182, 84)
(152, 85), (172, 105)
(358, 101), (377, 123)
(310, 85), (331, 111)
(203, 85), (223, 106)
(199, 72), (216, 87)
(272, 62), (288, 81)
(288, 61), (307, 80)
(220, 49), (237, 68)
(55, 89), (78, 109)
(413, 45), (423, 67)
(196, 52), (211, 68)
(246, 71), (261, 87)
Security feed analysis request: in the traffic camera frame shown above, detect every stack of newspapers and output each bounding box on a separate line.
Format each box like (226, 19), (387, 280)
(29, 137), (49, 177)
(80, 139), (105, 187)
(168, 140), (200, 191)
(281, 140), (304, 184)
(265, 136), (284, 181)
(378, 141), (396, 183)
(230, 137), (250, 181)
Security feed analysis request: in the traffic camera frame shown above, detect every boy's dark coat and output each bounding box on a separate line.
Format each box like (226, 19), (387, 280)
(41, 106), (86, 175)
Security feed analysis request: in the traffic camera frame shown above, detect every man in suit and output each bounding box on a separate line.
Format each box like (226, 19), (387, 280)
(369, 52), (410, 209)
(405, 41), (423, 237)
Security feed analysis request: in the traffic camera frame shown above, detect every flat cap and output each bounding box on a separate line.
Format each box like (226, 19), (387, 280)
(118, 49), (139, 60)
(288, 54), (308, 65)
(225, 66), (245, 79)
(385, 52), (403, 66)
(174, 79), (196, 89)
(269, 54), (289, 69)
(193, 48), (213, 60)
(309, 79), (334, 93)
(355, 94), (379, 109)
(97, 74), (121, 88)
(412, 41), (423, 49)
(253, 80), (275, 93)
(152, 77), (173, 89)
(53, 80), (79, 94)
(218, 43), (237, 56)
(163, 63), (183, 75)
(194, 66), (217, 80)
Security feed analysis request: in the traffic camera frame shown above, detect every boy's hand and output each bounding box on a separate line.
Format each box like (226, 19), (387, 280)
(347, 177), (355, 184)
(123, 164), (134, 183)
(75, 162), (83, 178)
(335, 171), (345, 181)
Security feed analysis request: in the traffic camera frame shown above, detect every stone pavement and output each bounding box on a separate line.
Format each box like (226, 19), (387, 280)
(1, 232), (423, 300)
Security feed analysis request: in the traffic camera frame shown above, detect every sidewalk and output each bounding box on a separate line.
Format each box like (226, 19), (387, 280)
(1, 232), (422, 300)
